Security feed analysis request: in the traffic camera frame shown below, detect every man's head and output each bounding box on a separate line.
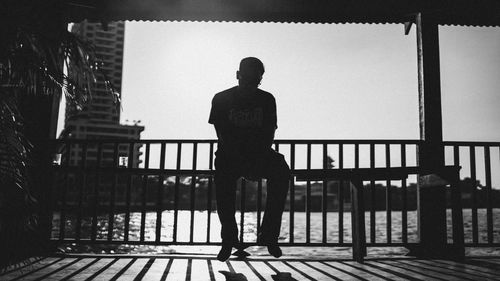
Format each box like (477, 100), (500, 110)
(237, 57), (265, 90)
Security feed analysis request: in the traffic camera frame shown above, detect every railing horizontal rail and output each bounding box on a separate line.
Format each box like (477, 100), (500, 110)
(444, 141), (500, 146)
(52, 166), (447, 177)
(49, 139), (421, 144)
(52, 167), (216, 175)
(50, 240), (427, 247)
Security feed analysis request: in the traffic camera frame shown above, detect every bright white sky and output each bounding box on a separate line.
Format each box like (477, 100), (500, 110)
(118, 21), (499, 142)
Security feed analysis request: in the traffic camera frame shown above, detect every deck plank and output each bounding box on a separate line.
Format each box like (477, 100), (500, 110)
(0, 257), (62, 281)
(0, 257), (46, 276)
(3, 256), (500, 281)
(397, 259), (481, 281)
(470, 258), (500, 266)
(116, 257), (150, 281)
(340, 261), (411, 281)
(415, 259), (498, 280)
(305, 261), (363, 281)
(384, 260), (470, 281)
(267, 261), (310, 280)
(209, 259), (229, 281)
(379, 260), (461, 281)
(245, 261), (276, 281)
(437, 259), (500, 278)
(190, 259), (211, 281)
(19, 257), (78, 281)
(229, 260), (264, 280)
(365, 260), (442, 281)
(94, 257), (135, 280)
(67, 258), (118, 280)
(47, 257), (99, 280)
(164, 259), (188, 281)
(140, 258), (171, 280)
(282, 261), (333, 280)
(322, 261), (386, 281)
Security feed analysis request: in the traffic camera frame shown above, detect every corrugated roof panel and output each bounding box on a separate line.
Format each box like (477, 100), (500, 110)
(64, 0), (500, 26)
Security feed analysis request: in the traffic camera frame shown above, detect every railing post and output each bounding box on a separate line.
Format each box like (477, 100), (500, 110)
(449, 165), (465, 259)
(414, 12), (449, 258)
(350, 178), (366, 263)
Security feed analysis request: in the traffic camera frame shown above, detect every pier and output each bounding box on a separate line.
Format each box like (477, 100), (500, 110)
(2, 0), (500, 280)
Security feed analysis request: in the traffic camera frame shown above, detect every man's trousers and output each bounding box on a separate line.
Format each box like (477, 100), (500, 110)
(214, 150), (290, 246)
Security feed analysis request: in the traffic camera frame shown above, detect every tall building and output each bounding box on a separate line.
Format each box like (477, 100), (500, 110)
(62, 21), (144, 167)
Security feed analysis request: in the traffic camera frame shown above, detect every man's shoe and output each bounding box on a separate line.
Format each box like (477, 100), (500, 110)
(217, 245), (233, 262)
(267, 244), (282, 258)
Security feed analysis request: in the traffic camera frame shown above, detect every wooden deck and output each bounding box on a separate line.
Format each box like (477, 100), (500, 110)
(2, 254), (500, 281)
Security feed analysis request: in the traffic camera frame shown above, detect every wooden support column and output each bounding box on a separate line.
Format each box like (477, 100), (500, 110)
(19, 89), (60, 245)
(19, 7), (65, 244)
(414, 12), (447, 257)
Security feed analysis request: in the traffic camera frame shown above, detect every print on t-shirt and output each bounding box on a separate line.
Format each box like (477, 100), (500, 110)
(229, 107), (263, 128)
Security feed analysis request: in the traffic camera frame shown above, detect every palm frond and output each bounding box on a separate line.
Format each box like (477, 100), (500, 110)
(1, 2), (120, 268)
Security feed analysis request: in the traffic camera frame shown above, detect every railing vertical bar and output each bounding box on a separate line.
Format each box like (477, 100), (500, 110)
(289, 143), (295, 243)
(354, 143), (362, 248)
(338, 143), (344, 244)
(322, 143), (328, 244)
(59, 142), (70, 241)
(140, 143), (150, 242)
(240, 179), (246, 243)
(306, 143), (312, 244)
(156, 142), (166, 243)
(257, 179), (263, 240)
(275, 143), (280, 153)
(354, 143), (361, 246)
(452, 145), (462, 245)
(470, 145), (478, 244)
(124, 142), (134, 242)
(484, 146), (493, 244)
(91, 143), (103, 241)
(190, 142), (198, 243)
(385, 143), (392, 244)
(75, 142), (87, 241)
(354, 144), (359, 168)
(453, 145), (460, 167)
(207, 142), (214, 243)
(173, 142), (182, 242)
(401, 144), (408, 244)
(107, 142), (119, 241)
(369, 143), (376, 244)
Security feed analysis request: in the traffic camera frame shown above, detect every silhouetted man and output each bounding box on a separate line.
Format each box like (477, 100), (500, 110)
(209, 57), (290, 261)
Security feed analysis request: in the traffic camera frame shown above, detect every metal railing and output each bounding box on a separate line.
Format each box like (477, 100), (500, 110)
(48, 139), (499, 248)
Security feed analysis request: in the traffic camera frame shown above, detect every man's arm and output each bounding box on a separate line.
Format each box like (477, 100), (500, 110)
(213, 121), (243, 156)
(259, 94), (277, 152)
(263, 127), (276, 150)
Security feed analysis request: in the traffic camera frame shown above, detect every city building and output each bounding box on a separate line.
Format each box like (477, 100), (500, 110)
(61, 20), (144, 168)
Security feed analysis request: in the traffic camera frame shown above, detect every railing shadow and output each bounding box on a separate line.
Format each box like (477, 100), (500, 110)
(3, 255), (500, 281)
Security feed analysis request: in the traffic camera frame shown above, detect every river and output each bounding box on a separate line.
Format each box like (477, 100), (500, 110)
(52, 209), (500, 256)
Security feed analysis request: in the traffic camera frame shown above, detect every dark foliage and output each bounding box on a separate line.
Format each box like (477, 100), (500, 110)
(0, 0), (117, 270)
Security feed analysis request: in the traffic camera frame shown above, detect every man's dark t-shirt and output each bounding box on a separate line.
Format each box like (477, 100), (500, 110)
(209, 86), (277, 157)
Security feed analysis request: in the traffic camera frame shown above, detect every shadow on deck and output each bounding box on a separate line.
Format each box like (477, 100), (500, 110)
(2, 254), (500, 281)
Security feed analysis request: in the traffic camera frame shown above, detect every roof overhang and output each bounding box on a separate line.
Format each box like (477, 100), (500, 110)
(64, 0), (500, 26)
